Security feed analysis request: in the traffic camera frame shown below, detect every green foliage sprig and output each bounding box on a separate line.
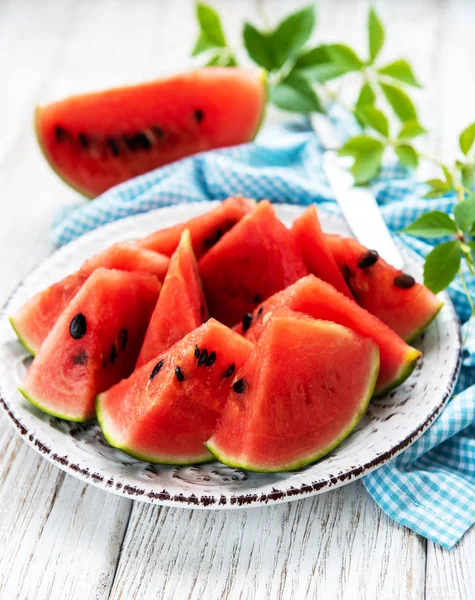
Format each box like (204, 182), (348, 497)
(192, 1), (475, 317)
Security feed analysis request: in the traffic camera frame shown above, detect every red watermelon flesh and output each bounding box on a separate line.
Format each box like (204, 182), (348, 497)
(325, 234), (443, 342)
(18, 268), (160, 422)
(199, 201), (308, 326)
(206, 311), (379, 472)
(136, 229), (208, 368)
(235, 275), (421, 396)
(291, 205), (352, 298)
(35, 68), (267, 197)
(137, 195), (255, 259)
(97, 319), (254, 464)
(10, 242), (167, 356)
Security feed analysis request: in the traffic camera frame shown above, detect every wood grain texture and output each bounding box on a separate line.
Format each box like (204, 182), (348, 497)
(0, 0), (474, 598)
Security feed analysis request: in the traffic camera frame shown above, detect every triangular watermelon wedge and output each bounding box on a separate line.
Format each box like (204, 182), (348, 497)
(10, 242), (168, 356)
(136, 229), (208, 368)
(291, 205), (352, 298)
(206, 310), (379, 472)
(137, 195), (255, 259)
(325, 234), (444, 342)
(235, 275), (421, 396)
(97, 319), (254, 464)
(199, 201), (308, 326)
(18, 268), (160, 422)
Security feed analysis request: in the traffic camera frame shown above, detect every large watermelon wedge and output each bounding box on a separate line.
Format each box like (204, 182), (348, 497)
(36, 68), (267, 197)
(137, 195), (255, 259)
(136, 229), (208, 368)
(199, 201), (308, 326)
(97, 319), (254, 464)
(19, 268), (160, 422)
(10, 242), (168, 356)
(206, 311), (379, 472)
(235, 275), (421, 396)
(326, 234), (443, 342)
(291, 205), (352, 298)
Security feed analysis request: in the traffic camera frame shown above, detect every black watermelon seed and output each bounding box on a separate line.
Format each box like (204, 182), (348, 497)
(394, 273), (416, 289)
(70, 313), (87, 339)
(205, 351), (216, 367)
(342, 264), (352, 281)
(223, 364), (235, 378)
(149, 359), (164, 380)
(152, 125), (165, 139)
(78, 133), (90, 149)
(175, 366), (185, 382)
(253, 294), (262, 304)
(358, 250), (379, 269)
(72, 350), (88, 365)
(233, 379), (246, 394)
(107, 138), (120, 156)
(123, 134), (137, 152)
(257, 306), (265, 318)
(134, 132), (152, 150)
(242, 313), (253, 333)
(198, 349), (209, 366)
(118, 328), (128, 351)
(194, 109), (204, 123)
(55, 125), (68, 142)
(194, 345), (201, 358)
(110, 344), (118, 363)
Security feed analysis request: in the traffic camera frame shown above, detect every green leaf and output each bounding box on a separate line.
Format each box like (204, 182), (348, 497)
(401, 211), (458, 238)
(293, 46), (348, 81)
(368, 8), (385, 62)
(324, 44), (364, 72)
(355, 82), (376, 109)
(351, 149), (384, 184)
(339, 135), (385, 156)
(380, 82), (417, 121)
(192, 2), (227, 56)
(356, 105), (389, 137)
(270, 74), (322, 113)
(469, 240), (475, 254)
(243, 23), (276, 71)
(459, 122), (475, 156)
(442, 165), (454, 189)
(460, 164), (475, 189)
(395, 144), (419, 169)
(423, 241), (461, 293)
(378, 59), (421, 87)
(454, 193), (475, 231)
(423, 178), (450, 198)
(397, 120), (427, 139)
(272, 5), (316, 67)
(205, 51), (237, 67)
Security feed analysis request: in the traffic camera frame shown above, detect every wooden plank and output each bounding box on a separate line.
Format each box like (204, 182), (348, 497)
(109, 481), (425, 600)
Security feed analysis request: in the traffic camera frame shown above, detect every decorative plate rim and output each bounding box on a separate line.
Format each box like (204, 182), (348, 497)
(0, 202), (462, 509)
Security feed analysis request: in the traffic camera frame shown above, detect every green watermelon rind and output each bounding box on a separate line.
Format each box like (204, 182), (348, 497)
(373, 346), (421, 397)
(403, 300), (444, 344)
(9, 317), (38, 356)
(205, 348), (381, 473)
(18, 386), (94, 423)
(96, 394), (214, 466)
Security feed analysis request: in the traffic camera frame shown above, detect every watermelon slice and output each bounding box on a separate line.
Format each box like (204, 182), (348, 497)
(137, 195), (255, 259)
(35, 68), (267, 197)
(10, 242), (168, 356)
(199, 201), (308, 326)
(326, 234), (443, 342)
(206, 311), (379, 472)
(291, 205), (352, 298)
(18, 268), (160, 422)
(235, 275), (421, 396)
(97, 319), (254, 464)
(136, 229), (208, 368)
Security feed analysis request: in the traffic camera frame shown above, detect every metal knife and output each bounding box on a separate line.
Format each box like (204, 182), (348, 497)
(310, 113), (404, 270)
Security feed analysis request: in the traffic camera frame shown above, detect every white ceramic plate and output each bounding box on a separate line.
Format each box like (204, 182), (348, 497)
(0, 202), (462, 509)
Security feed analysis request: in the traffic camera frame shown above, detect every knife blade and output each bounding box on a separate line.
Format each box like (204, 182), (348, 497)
(311, 113), (404, 270)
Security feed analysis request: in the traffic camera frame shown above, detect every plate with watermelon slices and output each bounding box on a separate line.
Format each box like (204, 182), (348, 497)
(0, 200), (461, 508)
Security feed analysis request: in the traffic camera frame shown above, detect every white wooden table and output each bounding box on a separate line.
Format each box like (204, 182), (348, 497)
(1, 1), (474, 598)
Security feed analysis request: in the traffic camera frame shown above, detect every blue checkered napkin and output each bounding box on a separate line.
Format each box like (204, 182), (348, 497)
(51, 119), (475, 550)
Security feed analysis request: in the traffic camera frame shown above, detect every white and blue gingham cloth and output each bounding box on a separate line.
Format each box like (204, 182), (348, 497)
(52, 120), (475, 549)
